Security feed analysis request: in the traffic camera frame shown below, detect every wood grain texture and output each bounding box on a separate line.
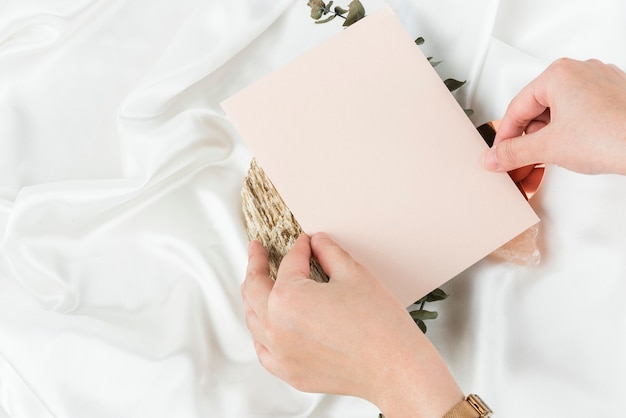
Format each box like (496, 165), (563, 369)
(242, 158), (329, 282)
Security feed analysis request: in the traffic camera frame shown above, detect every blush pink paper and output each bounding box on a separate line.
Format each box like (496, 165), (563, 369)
(222, 6), (539, 307)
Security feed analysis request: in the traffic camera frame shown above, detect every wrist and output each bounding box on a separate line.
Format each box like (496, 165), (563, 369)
(370, 336), (463, 418)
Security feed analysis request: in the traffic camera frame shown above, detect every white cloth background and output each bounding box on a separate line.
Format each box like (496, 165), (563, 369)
(1, 0), (625, 417)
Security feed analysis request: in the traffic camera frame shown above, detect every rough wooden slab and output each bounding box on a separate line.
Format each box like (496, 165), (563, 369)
(241, 158), (329, 282)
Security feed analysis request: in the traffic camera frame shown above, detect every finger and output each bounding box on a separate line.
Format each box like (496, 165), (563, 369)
(244, 302), (271, 349)
(489, 109), (550, 177)
(243, 240), (274, 317)
(495, 107), (551, 147)
(310, 232), (359, 279)
(495, 74), (551, 144)
(246, 240), (271, 280)
(254, 339), (281, 380)
(487, 127), (553, 172)
(524, 110), (551, 135)
(276, 234), (311, 282)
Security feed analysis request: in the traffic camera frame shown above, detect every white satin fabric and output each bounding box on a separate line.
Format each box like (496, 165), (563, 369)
(1, 0), (625, 417)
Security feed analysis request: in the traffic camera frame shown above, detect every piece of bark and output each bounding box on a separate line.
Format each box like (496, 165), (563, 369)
(241, 158), (329, 282)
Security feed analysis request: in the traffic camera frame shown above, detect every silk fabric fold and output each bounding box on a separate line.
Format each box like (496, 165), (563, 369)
(1, 0), (625, 416)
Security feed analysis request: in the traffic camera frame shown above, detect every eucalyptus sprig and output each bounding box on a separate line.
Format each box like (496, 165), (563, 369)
(409, 287), (448, 333)
(307, 0), (473, 120)
(415, 37), (473, 117)
(308, 0), (366, 26)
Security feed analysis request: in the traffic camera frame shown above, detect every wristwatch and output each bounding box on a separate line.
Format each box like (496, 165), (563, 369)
(442, 394), (493, 417)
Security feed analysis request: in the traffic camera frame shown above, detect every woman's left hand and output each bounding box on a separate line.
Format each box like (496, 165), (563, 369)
(241, 232), (462, 417)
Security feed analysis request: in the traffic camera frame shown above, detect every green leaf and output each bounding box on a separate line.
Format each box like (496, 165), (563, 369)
(414, 36), (425, 45)
(334, 5), (348, 15)
(343, 0), (366, 26)
(426, 288), (448, 302)
(315, 14), (337, 23)
(413, 296), (426, 305)
(417, 320), (427, 333)
(310, 8), (324, 19)
(427, 57), (442, 67)
(410, 309), (438, 321)
(307, 0), (326, 19)
(444, 78), (466, 92)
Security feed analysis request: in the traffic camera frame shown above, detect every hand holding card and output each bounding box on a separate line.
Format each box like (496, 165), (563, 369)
(224, 5), (539, 306)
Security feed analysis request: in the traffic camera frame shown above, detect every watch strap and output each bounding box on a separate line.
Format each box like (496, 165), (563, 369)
(443, 394), (493, 418)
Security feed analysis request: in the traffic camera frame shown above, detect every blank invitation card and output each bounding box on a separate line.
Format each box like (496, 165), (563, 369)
(222, 6), (539, 307)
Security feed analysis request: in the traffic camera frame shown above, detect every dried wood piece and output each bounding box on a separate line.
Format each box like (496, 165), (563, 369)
(241, 158), (329, 282)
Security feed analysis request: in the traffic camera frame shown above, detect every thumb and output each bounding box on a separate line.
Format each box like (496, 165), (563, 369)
(310, 232), (360, 279)
(483, 130), (550, 172)
(276, 234), (311, 282)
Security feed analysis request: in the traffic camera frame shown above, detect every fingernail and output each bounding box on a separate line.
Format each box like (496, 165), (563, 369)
(483, 148), (502, 171)
(311, 232), (329, 242)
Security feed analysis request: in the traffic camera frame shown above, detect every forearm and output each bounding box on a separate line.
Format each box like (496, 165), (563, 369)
(243, 234), (465, 417)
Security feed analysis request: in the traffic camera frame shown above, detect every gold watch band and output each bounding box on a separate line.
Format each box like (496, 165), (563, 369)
(442, 394), (493, 418)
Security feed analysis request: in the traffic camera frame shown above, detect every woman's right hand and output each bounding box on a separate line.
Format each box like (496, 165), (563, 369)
(483, 58), (626, 176)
